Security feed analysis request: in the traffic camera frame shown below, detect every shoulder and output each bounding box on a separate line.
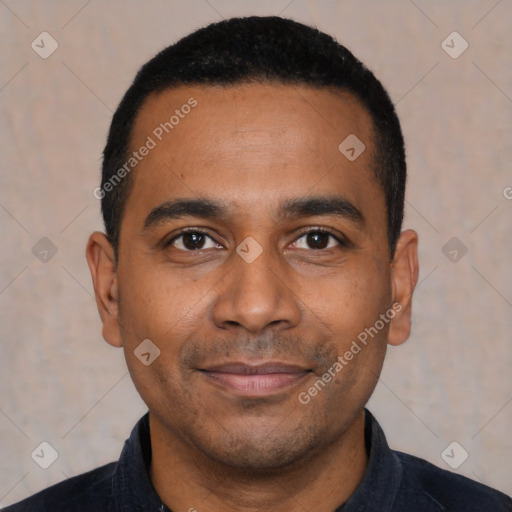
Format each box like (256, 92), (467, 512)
(2, 462), (116, 512)
(394, 450), (512, 511)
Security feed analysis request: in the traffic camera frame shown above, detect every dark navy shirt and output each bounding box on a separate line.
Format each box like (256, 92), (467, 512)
(3, 409), (511, 511)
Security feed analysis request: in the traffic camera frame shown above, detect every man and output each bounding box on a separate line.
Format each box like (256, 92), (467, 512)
(4, 15), (511, 512)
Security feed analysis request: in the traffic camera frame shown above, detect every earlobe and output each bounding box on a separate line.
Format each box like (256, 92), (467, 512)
(85, 232), (123, 348)
(387, 229), (419, 347)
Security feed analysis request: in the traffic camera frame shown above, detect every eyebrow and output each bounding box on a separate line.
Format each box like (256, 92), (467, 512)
(142, 195), (364, 230)
(280, 196), (364, 225)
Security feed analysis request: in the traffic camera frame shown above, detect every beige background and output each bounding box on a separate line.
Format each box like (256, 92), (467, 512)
(1, 0), (511, 507)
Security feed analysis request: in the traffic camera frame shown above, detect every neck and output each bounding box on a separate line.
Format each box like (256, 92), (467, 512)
(149, 410), (367, 512)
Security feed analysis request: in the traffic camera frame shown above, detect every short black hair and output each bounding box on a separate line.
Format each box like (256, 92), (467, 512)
(101, 16), (406, 261)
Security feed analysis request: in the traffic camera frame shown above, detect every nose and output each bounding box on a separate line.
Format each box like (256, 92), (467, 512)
(212, 243), (302, 333)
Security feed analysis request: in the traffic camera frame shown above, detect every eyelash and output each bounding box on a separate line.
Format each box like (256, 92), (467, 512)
(164, 227), (348, 252)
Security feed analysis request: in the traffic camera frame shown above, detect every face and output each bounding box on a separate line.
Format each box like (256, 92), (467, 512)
(87, 83), (418, 471)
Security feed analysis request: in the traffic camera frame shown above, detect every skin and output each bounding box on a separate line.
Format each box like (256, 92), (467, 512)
(86, 83), (419, 512)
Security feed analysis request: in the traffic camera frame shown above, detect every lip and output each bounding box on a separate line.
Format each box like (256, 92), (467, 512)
(198, 362), (312, 397)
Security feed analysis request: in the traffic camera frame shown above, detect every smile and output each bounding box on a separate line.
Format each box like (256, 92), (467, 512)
(198, 362), (312, 397)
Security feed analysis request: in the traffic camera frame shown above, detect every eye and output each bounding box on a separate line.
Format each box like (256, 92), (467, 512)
(167, 229), (221, 251)
(292, 229), (345, 250)
(165, 227), (347, 253)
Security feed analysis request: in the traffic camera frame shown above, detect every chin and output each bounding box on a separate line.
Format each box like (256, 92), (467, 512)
(189, 422), (327, 473)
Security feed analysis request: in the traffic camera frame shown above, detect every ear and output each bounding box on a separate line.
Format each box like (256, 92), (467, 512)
(85, 231), (123, 348)
(387, 229), (419, 346)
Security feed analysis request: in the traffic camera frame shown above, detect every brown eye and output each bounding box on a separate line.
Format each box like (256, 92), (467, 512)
(292, 229), (344, 250)
(306, 232), (330, 249)
(168, 230), (221, 251)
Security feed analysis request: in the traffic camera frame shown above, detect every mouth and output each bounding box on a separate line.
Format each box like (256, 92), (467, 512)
(198, 362), (312, 397)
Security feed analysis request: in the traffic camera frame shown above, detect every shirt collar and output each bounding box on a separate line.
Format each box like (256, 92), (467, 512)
(336, 409), (403, 511)
(109, 413), (169, 512)
(109, 409), (402, 512)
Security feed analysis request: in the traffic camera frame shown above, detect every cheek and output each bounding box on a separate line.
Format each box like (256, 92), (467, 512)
(116, 259), (212, 344)
(116, 263), (202, 411)
(302, 265), (390, 420)
(301, 255), (391, 340)
(115, 260), (220, 400)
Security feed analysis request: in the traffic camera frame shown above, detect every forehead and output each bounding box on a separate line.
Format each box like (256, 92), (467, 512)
(132, 83), (374, 157)
(124, 83), (383, 228)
